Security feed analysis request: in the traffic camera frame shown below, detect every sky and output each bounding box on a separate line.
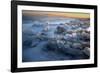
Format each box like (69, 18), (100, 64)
(22, 10), (90, 19)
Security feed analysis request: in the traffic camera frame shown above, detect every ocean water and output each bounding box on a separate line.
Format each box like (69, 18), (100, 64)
(22, 16), (90, 62)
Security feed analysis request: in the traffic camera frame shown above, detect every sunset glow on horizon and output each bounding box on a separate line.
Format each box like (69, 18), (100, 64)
(22, 10), (90, 19)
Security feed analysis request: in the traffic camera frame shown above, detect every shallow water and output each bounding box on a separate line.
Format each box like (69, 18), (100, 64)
(22, 16), (90, 62)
